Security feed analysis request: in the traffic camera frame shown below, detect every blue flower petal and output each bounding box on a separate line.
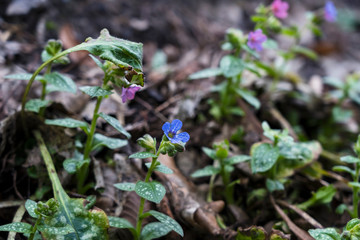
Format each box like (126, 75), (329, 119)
(162, 122), (171, 134)
(170, 119), (182, 133)
(172, 132), (190, 144)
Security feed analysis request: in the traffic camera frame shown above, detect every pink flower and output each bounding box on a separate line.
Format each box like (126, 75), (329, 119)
(121, 85), (141, 103)
(271, 0), (289, 19)
(324, 1), (337, 22)
(247, 29), (267, 52)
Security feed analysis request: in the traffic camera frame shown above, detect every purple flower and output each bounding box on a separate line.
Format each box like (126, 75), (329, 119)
(121, 85), (141, 103)
(162, 119), (190, 144)
(247, 29), (267, 52)
(271, 0), (289, 19)
(324, 1), (337, 22)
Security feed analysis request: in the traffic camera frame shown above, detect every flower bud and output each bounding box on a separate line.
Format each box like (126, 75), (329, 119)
(137, 134), (156, 153)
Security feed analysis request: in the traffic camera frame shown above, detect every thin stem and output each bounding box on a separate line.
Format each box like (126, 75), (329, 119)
(28, 216), (42, 240)
(135, 141), (164, 237)
(219, 159), (233, 204)
(77, 95), (103, 193)
(352, 163), (360, 218)
(207, 174), (216, 202)
(39, 64), (52, 117)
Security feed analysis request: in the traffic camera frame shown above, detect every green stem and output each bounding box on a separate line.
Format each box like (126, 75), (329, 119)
(39, 64), (52, 117)
(28, 216), (42, 240)
(219, 160), (233, 204)
(135, 142), (164, 237)
(77, 95), (103, 193)
(352, 163), (360, 218)
(207, 174), (216, 202)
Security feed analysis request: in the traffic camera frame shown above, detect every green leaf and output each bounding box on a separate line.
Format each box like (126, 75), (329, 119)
(25, 199), (38, 218)
(263, 39), (278, 49)
(346, 218), (360, 231)
(266, 179), (284, 192)
(308, 228), (341, 240)
(332, 106), (352, 123)
(129, 152), (157, 159)
(135, 181), (166, 204)
(332, 166), (355, 176)
(291, 45), (318, 60)
(99, 113), (131, 138)
(70, 29), (143, 84)
(147, 210), (184, 237)
(37, 225), (75, 235)
(145, 162), (173, 174)
(140, 222), (171, 240)
(224, 155), (251, 165)
(188, 68), (223, 80)
(219, 55), (244, 78)
(25, 99), (50, 113)
(235, 88), (260, 109)
(63, 159), (79, 174)
(0, 222), (33, 234)
(349, 182), (360, 188)
(45, 118), (89, 134)
(34, 131), (110, 240)
(92, 133), (128, 150)
(5, 73), (43, 81)
(341, 155), (360, 164)
(298, 185), (336, 210)
(251, 143), (279, 173)
(108, 216), (134, 229)
(202, 147), (216, 159)
(89, 54), (105, 70)
(44, 72), (77, 93)
(191, 166), (220, 178)
(79, 86), (113, 98)
(114, 182), (136, 191)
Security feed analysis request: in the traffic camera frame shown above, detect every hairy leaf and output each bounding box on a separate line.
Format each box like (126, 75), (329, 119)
(135, 181), (166, 204)
(99, 113), (130, 138)
(140, 222), (171, 240)
(147, 210), (184, 237)
(79, 86), (113, 98)
(44, 72), (77, 93)
(25, 99), (50, 113)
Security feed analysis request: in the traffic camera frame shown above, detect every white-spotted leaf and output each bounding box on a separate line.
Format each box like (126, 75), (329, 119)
(79, 86), (113, 98)
(140, 222), (171, 240)
(25, 199), (38, 218)
(99, 112), (130, 138)
(37, 225), (75, 235)
(224, 155), (251, 165)
(25, 99), (50, 113)
(5, 73), (43, 81)
(220, 55), (244, 78)
(92, 133), (128, 150)
(235, 88), (260, 109)
(0, 222), (33, 234)
(44, 72), (77, 93)
(188, 68), (222, 80)
(114, 182), (136, 191)
(108, 216), (134, 229)
(129, 152), (157, 159)
(308, 228), (341, 240)
(251, 143), (279, 173)
(135, 181), (165, 204)
(145, 162), (173, 174)
(191, 166), (220, 178)
(148, 210), (184, 237)
(45, 118), (89, 134)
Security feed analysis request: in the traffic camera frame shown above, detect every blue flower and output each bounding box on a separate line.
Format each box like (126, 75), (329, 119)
(162, 119), (190, 144)
(324, 1), (337, 22)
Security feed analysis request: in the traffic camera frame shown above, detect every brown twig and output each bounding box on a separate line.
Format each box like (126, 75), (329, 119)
(270, 195), (314, 240)
(92, 156), (105, 191)
(277, 199), (323, 229)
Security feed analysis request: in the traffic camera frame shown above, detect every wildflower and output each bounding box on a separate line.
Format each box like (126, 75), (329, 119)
(121, 85), (141, 103)
(271, 0), (289, 19)
(162, 119), (190, 144)
(324, 1), (337, 22)
(247, 29), (267, 52)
